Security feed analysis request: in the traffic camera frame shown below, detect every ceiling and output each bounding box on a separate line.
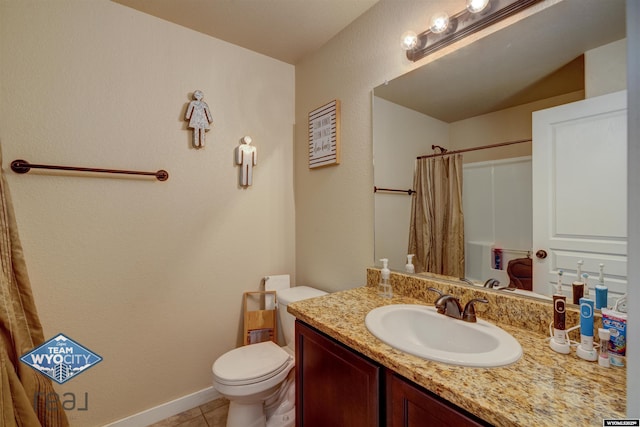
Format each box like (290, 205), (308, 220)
(112, 0), (380, 65)
(374, 0), (626, 123)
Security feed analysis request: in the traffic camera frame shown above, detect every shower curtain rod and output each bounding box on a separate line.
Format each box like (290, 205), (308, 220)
(417, 138), (532, 159)
(10, 159), (169, 181)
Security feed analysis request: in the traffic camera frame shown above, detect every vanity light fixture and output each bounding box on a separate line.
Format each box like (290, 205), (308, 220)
(429, 11), (451, 34)
(467, 0), (491, 13)
(403, 0), (542, 62)
(400, 30), (418, 50)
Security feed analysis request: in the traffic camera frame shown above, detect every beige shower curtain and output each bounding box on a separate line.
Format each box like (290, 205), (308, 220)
(0, 148), (68, 426)
(408, 154), (464, 277)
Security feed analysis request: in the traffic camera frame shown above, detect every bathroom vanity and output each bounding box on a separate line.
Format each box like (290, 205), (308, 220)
(296, 320), (486, 426)
(288, 271), (626, 427)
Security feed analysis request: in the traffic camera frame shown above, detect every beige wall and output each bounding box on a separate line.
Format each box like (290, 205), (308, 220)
(295, 0), (637, 414)
(295, 0), (466, 291)
(585, 38), (628, 98)
(449, 90), (584, 163)
(0, 1), (294, 425)
(373, 97), (449, 270)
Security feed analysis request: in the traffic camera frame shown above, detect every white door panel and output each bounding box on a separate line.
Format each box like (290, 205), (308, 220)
(532, 90), (627, 298)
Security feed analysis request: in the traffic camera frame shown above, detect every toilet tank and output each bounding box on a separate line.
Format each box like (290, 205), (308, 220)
(277, 286), (327, 351)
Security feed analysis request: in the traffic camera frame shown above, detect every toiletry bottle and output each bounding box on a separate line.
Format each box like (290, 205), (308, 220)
(493, 248), (503, 270)
(598, 328), (610, 368)
(602, 299), (627, 367)
(576, 297), (598, 361)
(571, 260), (584, 304)
(595, 263), (608, 309)
(550, 295), (570, 354)
(378, 258), (392, 298)
(405, 254), (415, 274)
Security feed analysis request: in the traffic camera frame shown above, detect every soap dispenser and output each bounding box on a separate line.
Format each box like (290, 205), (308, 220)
(378, 258), (393, 298)
(405, 254), (415, 274)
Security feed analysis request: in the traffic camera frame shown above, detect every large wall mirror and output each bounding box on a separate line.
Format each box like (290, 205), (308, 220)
(373, 0), (627, 305)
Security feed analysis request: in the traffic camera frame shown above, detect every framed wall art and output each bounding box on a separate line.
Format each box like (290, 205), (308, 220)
(308, 100), (340, 169)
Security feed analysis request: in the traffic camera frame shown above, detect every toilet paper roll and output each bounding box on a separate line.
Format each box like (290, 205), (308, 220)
(264, 274), (290, 309)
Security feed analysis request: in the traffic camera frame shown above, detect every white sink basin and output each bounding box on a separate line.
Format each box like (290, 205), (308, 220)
(365, 304), (522, 367)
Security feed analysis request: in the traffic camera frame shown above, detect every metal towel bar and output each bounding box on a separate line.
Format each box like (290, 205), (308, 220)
(10, 159), (169, 182)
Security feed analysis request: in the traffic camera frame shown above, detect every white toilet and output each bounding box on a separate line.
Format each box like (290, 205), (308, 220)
(212, 286), (327, 427)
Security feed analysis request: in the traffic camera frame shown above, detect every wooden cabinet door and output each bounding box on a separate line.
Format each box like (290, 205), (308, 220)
(296, 321), (381, 427)
(386, 371), (487, 427)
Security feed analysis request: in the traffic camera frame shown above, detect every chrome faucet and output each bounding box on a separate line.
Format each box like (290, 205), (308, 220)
(428, 288), (488, 323)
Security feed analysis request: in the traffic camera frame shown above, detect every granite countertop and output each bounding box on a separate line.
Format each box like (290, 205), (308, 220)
(288, 286), (626, 427)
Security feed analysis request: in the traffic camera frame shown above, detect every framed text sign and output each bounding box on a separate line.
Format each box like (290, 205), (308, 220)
(308, 100), (341, 169)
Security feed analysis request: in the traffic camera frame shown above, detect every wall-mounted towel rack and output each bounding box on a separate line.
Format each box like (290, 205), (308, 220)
(374, 186), (415, 195)
(10, 159), (169, 182)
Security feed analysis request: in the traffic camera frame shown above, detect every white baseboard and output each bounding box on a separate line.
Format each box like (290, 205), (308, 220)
(104, 386), (221, 427)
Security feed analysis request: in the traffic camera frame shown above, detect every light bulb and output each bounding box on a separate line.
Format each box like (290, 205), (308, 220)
(467, 0), (490, 13)
(400, 31), (418, 50)
(429, 12), (450, 34)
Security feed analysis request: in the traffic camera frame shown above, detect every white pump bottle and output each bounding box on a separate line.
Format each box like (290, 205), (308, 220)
(378, 258), (392, 298)
(405, 254), (415, 274)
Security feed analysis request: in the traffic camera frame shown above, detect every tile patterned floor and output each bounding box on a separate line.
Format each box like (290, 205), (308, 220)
(147, 398), (229, 427)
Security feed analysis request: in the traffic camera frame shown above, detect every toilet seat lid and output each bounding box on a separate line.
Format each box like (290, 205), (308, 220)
(213, 341), (292, 385)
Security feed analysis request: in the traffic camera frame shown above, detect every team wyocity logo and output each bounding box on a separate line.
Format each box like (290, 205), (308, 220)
(20, 334), (102, 384)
